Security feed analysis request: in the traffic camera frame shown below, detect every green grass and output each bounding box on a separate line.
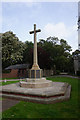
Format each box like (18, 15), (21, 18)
(2, 77), (79, 118)
(0, 81), (19, 86)
(0, 77), (19, 80)
(0, 80), (26, 86)
(0, 97), (2, 100)
(0, 97), (5, 101)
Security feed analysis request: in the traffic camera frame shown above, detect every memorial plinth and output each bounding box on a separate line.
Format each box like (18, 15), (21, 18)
(1, 82), (71, 104)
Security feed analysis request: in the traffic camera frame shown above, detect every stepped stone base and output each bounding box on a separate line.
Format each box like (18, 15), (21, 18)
(20, 78), (52, 88)
(0, 80), (71, 104)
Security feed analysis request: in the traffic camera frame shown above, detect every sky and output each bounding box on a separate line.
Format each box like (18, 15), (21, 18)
(1, 2), (78, 52)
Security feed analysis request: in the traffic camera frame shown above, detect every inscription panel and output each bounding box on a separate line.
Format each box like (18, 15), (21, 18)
(41, 69), (43, 77)
(31, 70), (35, 78)
(36, 70), (40, 78)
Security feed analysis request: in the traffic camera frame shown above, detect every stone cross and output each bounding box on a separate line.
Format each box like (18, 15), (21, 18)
(29, 24), (41, 70)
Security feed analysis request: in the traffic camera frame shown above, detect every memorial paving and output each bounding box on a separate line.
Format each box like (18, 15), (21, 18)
(0, 81), (71, 104)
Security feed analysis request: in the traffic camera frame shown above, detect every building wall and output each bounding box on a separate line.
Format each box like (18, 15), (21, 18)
(74, 2), (80, 75)
(42, 69), (54, 77)
(2, 69), (18, 78)
(2, 69), (28, 78)
(78, 1), (80, 50)
(78, 29), (80, 50)
(18, 69), (29, 78)
(2, 69), (54, 78)
(74, 57), (79, 75)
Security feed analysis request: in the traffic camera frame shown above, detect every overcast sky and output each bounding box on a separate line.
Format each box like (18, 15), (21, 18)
(2, 2), (78, 52)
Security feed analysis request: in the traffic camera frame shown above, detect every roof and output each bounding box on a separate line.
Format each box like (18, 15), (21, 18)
(5, 64), (30, 70)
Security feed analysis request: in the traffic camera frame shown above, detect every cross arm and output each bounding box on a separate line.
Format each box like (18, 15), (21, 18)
(29, 29), (41, 34)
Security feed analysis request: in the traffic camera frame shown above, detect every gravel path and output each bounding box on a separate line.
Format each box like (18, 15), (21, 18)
(52, 75), (79, 79)
(0, 79), (23, 82)
(0, 98), (20, 112)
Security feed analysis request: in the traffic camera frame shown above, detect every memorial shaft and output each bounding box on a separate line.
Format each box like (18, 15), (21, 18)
(29, 24), (41, 70)
(29, 24), (42, 78)
(34, 24), (38, 66)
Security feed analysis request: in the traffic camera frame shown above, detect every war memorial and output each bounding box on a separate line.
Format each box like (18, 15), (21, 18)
(0, 24), (71, 104)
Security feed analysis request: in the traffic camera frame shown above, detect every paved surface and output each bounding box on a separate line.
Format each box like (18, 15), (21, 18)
(0, 81), (71, 104)
(0, 76), (72, 104)
(0, 98), (20, 112)
(1, 82), (67, 96)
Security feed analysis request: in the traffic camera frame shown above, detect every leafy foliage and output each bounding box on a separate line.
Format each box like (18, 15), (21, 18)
(2, 31), (25, 69)
(72, 49), (80, 56)
(37, 37), (73, 72)
(23, 41), (33, 68)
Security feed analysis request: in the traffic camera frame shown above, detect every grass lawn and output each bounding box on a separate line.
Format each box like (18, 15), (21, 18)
(0, 81), (20, 86)
(1, 77), (79, 118)
(0, 97), (2, 100)
(0, 77), (19, 80)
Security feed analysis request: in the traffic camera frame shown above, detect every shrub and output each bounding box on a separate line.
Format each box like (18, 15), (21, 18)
(2, 69), (11, 73)
(77, 71), (80, 76)
(56, 70), (60, 75)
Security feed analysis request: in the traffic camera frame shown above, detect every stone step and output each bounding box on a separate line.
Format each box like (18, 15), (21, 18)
(26, 77), (46, 82)
(20, 80), (52, 88)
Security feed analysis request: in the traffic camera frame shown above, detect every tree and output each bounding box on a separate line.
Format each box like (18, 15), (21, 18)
(47, 36), (59, 45)
(2, 31), (25, 69)
(38, 46), (52, 69)
(38, 39), (54, 69)
(67, 55), (74, 73)
(72, 49), (80, 56)
(38, 37), (72, 72)
(23, 41), (33, 67)
(60, 39), (72, 52)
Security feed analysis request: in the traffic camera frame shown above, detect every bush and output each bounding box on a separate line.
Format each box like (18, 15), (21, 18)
(2, 69), (11, 73)
(77, 71), (80, 76)
(56, 70), (60, 75)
